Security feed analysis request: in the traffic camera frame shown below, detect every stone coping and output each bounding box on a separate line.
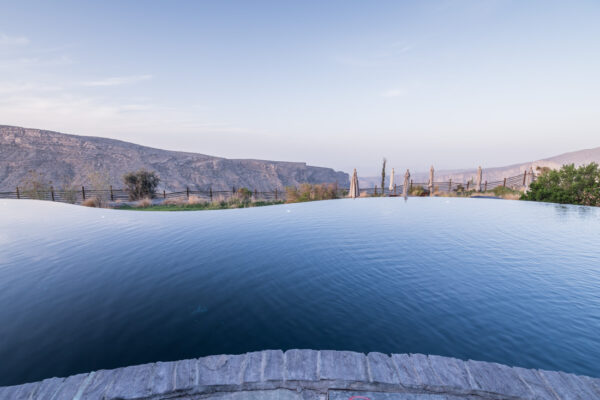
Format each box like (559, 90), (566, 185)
(1, 350), (599, 399)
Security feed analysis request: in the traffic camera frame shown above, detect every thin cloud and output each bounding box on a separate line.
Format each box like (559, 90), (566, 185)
(82, 74), (153, 87)
(0, 33), (30, 46)
(381, 89), (405, 98)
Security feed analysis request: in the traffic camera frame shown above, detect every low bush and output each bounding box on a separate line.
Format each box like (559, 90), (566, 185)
(409, 185), (426, 196)
(123, 169), (160, 200)
(522, 163), (600, 206)
(82, 197), (101, 207)
(135, 197), (153, 208)
(285, 183), (339, 203)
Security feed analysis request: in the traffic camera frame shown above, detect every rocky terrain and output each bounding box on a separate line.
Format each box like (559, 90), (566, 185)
(0, 125), (348, 191)
(360, 146), (600, 187)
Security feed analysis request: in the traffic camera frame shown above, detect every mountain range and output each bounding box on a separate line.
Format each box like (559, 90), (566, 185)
(359, 147), (600, 187)
(0, 125), (348, 191)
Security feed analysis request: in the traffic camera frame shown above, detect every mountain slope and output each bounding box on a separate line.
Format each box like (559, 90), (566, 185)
(0, 125), (349, 191)
(359, 147), (600, 187)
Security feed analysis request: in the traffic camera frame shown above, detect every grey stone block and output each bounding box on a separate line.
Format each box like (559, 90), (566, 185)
(30, 377), (64, 400)
(50, 373), (88, 400)
(201, 389), (305, 400)
(174, 358), (198, 391)
(427, 355), (471, 392)
(284, 349), (318, 381)
(366, 352), (399, 384)
(103, 363), (154, 399)
(79, 369), (121, 400)
(408, 354), (443, 390)
(539, 370), (600, 400)
(391, 353), (421, 389)
(198, 354), (245, 386)
(512, 367), (559, 400)
(319, 350), (367, 382)
(466, 360), (532, 398)
(263, 350), (285, 381)
(149, 361), (176, 395)
(569, 374), (600, 399)
(0, 383), (37, 400)
(328, 391), (464, 400)
(242, 351), (263, 383)
(579, 375), (600, 397)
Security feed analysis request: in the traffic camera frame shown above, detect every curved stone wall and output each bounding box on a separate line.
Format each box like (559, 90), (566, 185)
(1, 350), (599, 399)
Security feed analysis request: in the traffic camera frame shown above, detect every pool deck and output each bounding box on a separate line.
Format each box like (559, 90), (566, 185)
(1, 350), (599, 399)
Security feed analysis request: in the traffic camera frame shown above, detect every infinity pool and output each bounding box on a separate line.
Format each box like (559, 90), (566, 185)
(1, 197), (599, 385)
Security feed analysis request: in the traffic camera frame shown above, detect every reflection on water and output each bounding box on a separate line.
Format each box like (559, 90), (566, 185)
(0, 198), (599, 385)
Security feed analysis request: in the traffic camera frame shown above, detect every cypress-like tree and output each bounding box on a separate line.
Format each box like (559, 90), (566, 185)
(381, 158), (387, 196)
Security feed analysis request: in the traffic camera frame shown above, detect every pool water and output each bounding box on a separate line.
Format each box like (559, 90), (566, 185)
(0, 197), (599, 385)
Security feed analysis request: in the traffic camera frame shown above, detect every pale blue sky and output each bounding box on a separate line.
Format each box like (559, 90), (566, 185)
(1, 0), (599, 174)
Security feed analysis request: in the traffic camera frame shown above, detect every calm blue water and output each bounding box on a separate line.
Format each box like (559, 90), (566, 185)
(1, 198), (599, 385)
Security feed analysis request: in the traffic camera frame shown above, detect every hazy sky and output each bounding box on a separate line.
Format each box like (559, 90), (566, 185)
(1, 0), (599, 175)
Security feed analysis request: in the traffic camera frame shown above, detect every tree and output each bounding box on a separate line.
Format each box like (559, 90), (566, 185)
(19, 170), (50, 200)
(381, 158), (387, 196)
(123, 169), (160, 200)
(522, 163), (600, 206)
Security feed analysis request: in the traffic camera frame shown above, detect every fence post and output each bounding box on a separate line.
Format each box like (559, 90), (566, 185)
(50, 186), (55, 201)
(374, 186), (378, 196)
(16, 186), (20, 199)
(466, 181), (470, 191)
(232, 186), (235, 194)
(503, 178), (507, 188)
(449, 179), (452, 192)
(186, 186), (189, 199)
(394, 184), (397, 195)
(210, 187), (213, 201)
(410, 179), (413, 190)
(275, 188), (278, 201)
(254, 188), (257, 198)
(110, 185), (114, 201)
(522, 170), (527, 186)
(163, 190), (166, 199)
(484, 181), (488, 191)
(82, 186), (86, 201)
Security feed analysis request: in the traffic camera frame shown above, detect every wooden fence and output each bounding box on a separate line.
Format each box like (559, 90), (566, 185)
(0, 170), (535, 204)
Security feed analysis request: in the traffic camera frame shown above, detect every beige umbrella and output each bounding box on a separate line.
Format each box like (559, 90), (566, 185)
(389, 168), (395, 192)
(428, 165), (434, 197)
(476, 166), (482, 192)
(402, 169), (410, 197)
(348, 168), (360, 198)
(525, 166), (534, 189)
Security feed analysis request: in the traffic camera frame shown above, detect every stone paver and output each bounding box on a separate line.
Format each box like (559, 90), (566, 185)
(0, 351), (598, 400)
(391, 353), (422, 389)
(367, 352), (399, 384)
(329, 391), (465, 400)
(284, 349), (319, 381)
(198, 354), (245, 386)
(319, 350), (368, 382)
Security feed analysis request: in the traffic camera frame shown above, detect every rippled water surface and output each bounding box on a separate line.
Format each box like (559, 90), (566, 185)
(1, 198), (599, 385)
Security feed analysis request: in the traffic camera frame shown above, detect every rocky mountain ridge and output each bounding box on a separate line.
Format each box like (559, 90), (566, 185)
(359, 147), (600, 187)
(0, 125), (349, 191)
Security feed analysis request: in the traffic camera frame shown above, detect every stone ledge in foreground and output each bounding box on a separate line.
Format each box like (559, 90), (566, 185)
(1, 350), (599, 400)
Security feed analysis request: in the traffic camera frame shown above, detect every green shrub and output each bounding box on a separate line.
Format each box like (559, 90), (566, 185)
(409, 185), (426, 196)
(492, 186), (520, 197)
(521, 163), (600, 206)
(123, 169), (160, 200)
(285, 183), (339, 203)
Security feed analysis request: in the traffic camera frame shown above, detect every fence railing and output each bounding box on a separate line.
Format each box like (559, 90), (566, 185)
(0, 171), (535, 204)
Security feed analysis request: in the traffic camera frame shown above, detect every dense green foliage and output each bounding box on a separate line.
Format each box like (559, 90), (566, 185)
(521, 163), (600, 206)
(123, 169), (160, 200)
